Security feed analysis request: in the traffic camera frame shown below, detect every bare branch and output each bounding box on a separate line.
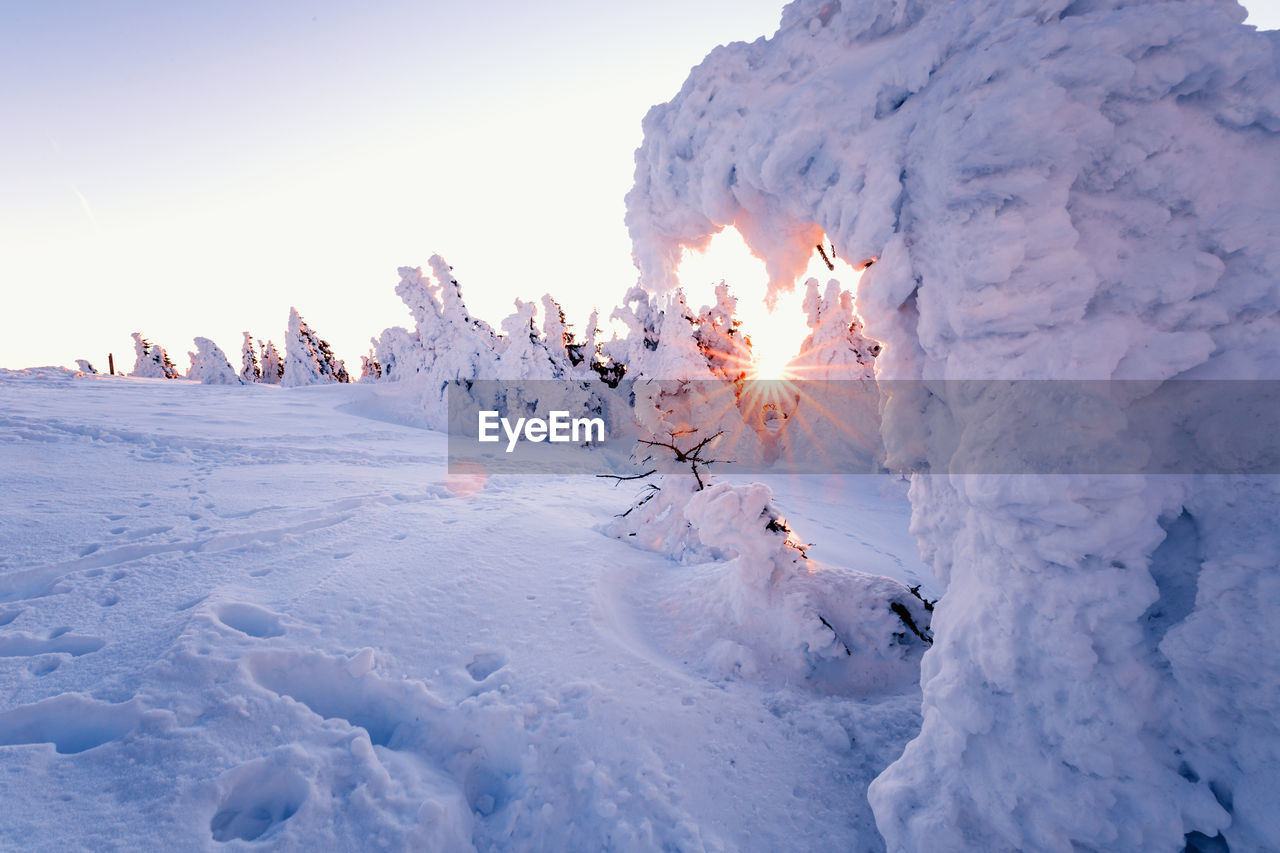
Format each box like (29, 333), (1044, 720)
(597, 469), (658, 483)
(816, 243), (835, 271)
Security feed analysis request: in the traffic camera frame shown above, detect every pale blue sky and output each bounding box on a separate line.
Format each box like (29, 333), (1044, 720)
(2, 1), (1276, 370)
(1, 0), (796, 370)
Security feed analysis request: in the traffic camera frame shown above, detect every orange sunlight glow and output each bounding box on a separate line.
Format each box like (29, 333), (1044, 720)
(656, 228), (885, 480)
(676, 226), (865, 380)
(747, 329), (799, 380)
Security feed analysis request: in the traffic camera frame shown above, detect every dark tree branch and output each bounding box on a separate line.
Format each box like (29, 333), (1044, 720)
(597, 469), (658, 483)
(816, 243), (836, 271)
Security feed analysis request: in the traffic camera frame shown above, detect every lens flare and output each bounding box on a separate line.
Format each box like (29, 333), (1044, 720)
(748, 341), (797, 380)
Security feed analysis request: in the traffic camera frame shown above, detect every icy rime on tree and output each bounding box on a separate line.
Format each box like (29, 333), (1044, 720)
(240, 333), (261, 383)
(129, 332), (179, 379)
(626, 0), (1280, 850)
(792, 278), (878, 380)
(259, 340), (283, 385)
(283, 308), (350, 387)
(186, 337), (241, 385)
(371, 256), (626, 425)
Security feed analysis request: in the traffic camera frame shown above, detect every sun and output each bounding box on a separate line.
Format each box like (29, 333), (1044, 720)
(675, 224), (870, 381)
(748, 337), (797, 380)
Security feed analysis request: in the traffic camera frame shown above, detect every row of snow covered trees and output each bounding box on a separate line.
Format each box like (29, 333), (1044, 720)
(370, 255), (878, 388)
(127, 309), (350, 387)
(121, 252), (879, 402)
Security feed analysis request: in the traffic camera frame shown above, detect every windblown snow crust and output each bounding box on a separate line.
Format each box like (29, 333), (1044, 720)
(628, 1), (1280, 850)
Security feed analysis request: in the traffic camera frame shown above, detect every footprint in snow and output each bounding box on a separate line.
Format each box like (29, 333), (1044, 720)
(0, 631), (105, 657)
(465, 651), (507, 682)
(209, 754), (310, 843)
(0, 693), (143, 753)
(214, 603), (285, 639)
(29, 656), (61, 675)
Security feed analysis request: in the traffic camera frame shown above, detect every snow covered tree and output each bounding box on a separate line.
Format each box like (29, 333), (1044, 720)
(259, 340), (283, 385)
(75, 359), (97, 375)
(495, 299), (565, 379)
(369, 257), (506, 428)
(695, 282), (752, 382)
(374, 259), (501, 384)
(791, 278), (878, 380)
(541, 293), (590, 373)
(130, 332), (180, 379)
(605, 285), (662, 378)
(282, 308), (350, 387)
(369, 327), (413, 381)
(186, 337), (241, 385)
(360, 349), (382, 381)
(240, 333), (261, 383)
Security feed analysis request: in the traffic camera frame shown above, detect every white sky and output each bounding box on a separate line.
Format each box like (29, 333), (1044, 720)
(2, 1), (1276, 371)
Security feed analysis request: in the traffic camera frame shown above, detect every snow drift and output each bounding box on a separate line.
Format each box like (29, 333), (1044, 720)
(628, 1), (1280, 850)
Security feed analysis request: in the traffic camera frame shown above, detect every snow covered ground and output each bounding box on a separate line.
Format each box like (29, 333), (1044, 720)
(0, 370), (935, 851)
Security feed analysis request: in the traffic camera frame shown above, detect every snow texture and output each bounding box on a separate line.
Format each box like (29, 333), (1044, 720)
(0, 375), (934, 850)
(627, 1), (1280, 850)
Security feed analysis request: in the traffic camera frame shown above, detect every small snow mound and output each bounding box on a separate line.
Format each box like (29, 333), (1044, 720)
(0, 366), (81, 384)
(611, 477), (931, 695)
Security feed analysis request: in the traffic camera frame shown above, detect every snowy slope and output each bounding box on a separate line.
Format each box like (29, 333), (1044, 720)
(0, 372), (932, 851)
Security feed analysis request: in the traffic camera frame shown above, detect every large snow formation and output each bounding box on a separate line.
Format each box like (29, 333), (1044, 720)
(628, 1), (1280, 850)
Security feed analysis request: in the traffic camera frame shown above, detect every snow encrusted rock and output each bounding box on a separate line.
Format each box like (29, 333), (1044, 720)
(628, 1), (1280, 850)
